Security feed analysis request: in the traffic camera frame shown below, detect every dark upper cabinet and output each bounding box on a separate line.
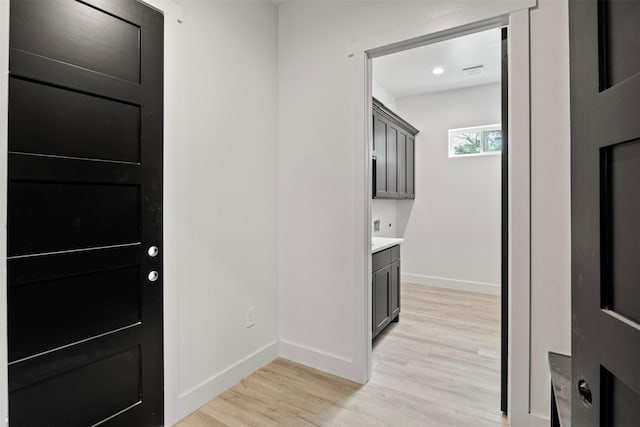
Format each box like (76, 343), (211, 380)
(372, 98), (419, 200)
(373, 112), (389, 197)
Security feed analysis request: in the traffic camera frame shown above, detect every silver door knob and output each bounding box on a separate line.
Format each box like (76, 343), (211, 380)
(148, 246), (159, 257)
(148, 271), (159, 282)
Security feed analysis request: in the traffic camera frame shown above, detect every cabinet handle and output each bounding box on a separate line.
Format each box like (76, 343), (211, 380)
(372, 156), (377, 198)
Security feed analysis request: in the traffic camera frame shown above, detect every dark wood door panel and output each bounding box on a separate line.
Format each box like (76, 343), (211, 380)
(390, 260), (400, 318)
(598, 0), (640, 90)
(9, 153), (142, 184)
(373, 266), (391, 336)
(8, 0), (164, 425)
(374, 114), (388, 196)
(387, 125), (397, 195)
(9, 48), (141, 105)
(407, 136), (415, 197)
(570, 0), (640, 425)
(8, 181), (141, 257)
(8, 265), (141, 362)
(9, 327), (144, 427)
(602, 140), (640, 325)
(9, 77), (141, 163)
(10, 0), (142, 83)
(397, 132), (406, 195)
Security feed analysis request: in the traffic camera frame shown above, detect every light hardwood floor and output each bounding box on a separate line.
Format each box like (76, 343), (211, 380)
(177, 283), (508, 427)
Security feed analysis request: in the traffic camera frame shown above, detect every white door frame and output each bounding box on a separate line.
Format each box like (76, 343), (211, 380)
(348, 5), (533, 426)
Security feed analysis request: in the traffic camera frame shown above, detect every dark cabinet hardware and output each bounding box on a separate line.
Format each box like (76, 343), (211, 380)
(577, 379), (592, 408)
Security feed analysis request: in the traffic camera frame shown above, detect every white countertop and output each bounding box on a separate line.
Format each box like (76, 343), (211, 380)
(371, 237), (403, 253)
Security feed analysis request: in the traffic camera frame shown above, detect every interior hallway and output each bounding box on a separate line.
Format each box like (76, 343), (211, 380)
(177, 283), (507, 427)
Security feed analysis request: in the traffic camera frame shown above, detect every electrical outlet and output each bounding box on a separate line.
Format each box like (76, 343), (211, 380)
(245, 307), (255, 328)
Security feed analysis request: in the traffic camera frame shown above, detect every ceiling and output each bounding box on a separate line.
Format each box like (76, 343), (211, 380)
(372, 28), (502, 98)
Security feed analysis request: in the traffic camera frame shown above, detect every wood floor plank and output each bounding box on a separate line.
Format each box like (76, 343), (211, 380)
(176, 283), (508, 427)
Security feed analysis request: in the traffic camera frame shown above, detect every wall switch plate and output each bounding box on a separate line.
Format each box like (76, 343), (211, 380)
(246, 307), (255, 328)
(373, 219), (380, 232)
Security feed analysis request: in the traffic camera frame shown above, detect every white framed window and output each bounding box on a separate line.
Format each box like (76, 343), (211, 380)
(448, 124), (502, 158)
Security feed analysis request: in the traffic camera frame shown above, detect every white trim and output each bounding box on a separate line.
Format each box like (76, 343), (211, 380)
(279, 340), (360, 383)
(402, 274), (499, 295)
(529, 413), (550, 427)
(0, 0), (9, 424)
(507, 9), (532, 427)
(174, 341), (278, 424)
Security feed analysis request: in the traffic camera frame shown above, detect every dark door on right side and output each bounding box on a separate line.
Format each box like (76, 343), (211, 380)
(570, 0), (640, 425)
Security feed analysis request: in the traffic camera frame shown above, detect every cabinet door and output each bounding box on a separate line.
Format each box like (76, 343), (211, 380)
(390, 260), (401, 319)
(397, 132), (407, 196)
(387, 124), (398, 196)
(373, 113), (388, 197)
(373, 266), (391, 337)
(407, 136), (415, 198)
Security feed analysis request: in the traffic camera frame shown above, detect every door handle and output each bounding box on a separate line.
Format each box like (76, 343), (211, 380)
(577, 379), (592, 407)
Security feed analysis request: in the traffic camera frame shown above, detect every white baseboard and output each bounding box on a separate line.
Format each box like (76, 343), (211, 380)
(279, 340), (361, 383)
(401, 273), (500, 295)
(528, 413), (550, 427)
(173, 340), (278, 424)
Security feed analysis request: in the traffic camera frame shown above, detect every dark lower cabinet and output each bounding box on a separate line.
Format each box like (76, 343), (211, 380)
(372, 245), (401, 339)
(390, 260), (400, 319)
(373, 265), (391, 337)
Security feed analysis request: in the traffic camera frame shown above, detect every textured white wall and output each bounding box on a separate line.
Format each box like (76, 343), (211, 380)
(396, 83), (501, 292)
(174, 0), (279, 421)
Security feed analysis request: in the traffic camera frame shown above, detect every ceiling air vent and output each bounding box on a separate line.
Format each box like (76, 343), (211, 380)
(463, 65), (485, 77)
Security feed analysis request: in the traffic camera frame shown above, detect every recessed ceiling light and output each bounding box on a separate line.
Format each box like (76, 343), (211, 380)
(432, 67), (444, 75)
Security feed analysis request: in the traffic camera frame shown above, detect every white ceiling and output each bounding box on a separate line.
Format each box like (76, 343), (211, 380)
(372, 28), (502, 98)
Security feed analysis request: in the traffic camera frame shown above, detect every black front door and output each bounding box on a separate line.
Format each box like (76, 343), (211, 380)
(7, 0), (164, 425)
(570, 0), (640, 425)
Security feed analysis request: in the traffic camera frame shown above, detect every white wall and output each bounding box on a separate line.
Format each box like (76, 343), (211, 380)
(370, 80), (398, 238)
(371, 79), (398, 112)
(371, 199), (397, 237)
(278, 0), (484, 383)
(529, 0), (572, 419)
(278, 0), (569, 424)
(396, 83), (501, 294)
(173, 0), (279, 422)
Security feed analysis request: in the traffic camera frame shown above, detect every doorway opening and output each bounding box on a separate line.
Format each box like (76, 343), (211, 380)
(367, 25), (509, 421)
